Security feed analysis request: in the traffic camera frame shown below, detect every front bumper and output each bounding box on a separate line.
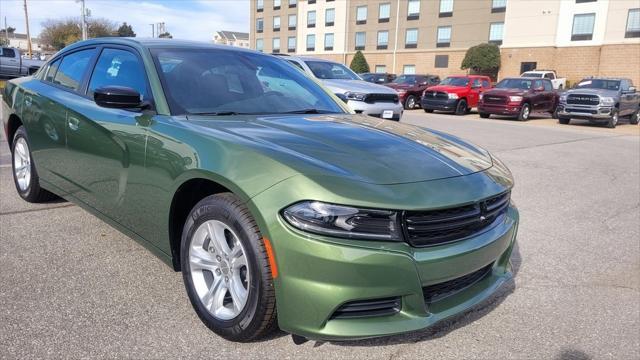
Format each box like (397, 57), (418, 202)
(421, 98), (458, 112)
(478, 103), (522, 115)
(249, 170), (519, 341)
(557, 104), (614, 119)
(347, 100), (404, 120)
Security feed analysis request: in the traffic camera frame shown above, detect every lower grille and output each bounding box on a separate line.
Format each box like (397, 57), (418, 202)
(424, 90), (448, 100)
(330, 297), (401, 319)
(364, 93), (399, 103)
(404, 192), (510, 247)
(566, 94), (600, 105)
(423, 263), (494, 303)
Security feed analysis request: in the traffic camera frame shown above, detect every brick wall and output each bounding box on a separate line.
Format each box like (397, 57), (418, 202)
(343, 50), (468, 77)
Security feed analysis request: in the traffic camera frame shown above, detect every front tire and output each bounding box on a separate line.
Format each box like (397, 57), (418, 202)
(558, 117), (570, 125)
(404, 95), (416, 110)
(479, 112), (490, 119)
(629, 109), (639, 125)
(424, 108), (434, 113)
(181, 193), (277, 342)
(11, 126), (57, 203)
(517, 103), (531, 121)
(606, 110), (619, 128)
(454, 99), (468, 116)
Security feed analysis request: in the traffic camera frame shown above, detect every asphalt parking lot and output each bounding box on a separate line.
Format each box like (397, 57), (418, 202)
(1, 109), (638, 359)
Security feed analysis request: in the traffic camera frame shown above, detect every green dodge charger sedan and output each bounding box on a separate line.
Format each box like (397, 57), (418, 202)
(2, 38), (519, 343)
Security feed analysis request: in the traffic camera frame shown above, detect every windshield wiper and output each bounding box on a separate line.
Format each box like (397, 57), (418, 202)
(191, 111), (248, 116)
(280, 109), (335, 114)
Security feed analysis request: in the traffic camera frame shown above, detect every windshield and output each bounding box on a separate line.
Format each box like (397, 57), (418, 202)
(575, 79), (620, 91)
(305, 61), (361, 80)
(392, 75), (417, 85)
(496, 79), (534, 90)
(439, 77), (469, 87)
(151, 49), (345, 116)
(522, 72), (543, 78)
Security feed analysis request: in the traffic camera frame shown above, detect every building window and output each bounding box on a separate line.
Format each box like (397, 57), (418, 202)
(288, 14), (297, 30)
(288, 36), (296, 52)
(520, 62), (537, 73)
(437, 26), (452, 47)
(273, 0), (280, 10)
(289, 0), (297, 8)
(439, 0), (454, 18)
(403, 65), (416, 75)
(273, 16), (281, 31)
(272, 38), (280, 53)
(571, 13), (595, 41)
(325, 33), (334, 51)
(377, 31), (389, 50)
(306, 34), (315, 51)
(575, 0), (596, 3)
(256, 38), (263, 52)
(256, 18), (264, 33)
(308, 0), (316, 3)
(307, 10), (316, 28)
(405, 28), (418, 48)
(256, 0), (263, 12)
(355, 32), (366, 50)
(407, 0), (420, 20)
(356, 6), (367, 25)
(435, 55), (449, 68)
(375, 65), (386, 73)
(489, 22), (504, 45)
(379, 3), (391, 23)
(491, 0), (506, 13)
(326, 8), (335, 26)
(626, 8), (640, 38)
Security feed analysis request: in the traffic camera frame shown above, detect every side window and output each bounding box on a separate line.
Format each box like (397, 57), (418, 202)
(482, 79), (490, 88)
(472, 78), (481, 87)
(1, 48), (15, 58)
(88, 48), (148, 98)
(620, 80), (630, 91)
(544, 72), (555, 80)
(543, 80), (553, 91)
(534, 80), (543, 89)
(44, 58), (61, 83)
(54, 48), (96, 91)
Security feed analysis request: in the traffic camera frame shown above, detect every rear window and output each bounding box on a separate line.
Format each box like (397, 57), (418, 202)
(54, 48), (96, 91)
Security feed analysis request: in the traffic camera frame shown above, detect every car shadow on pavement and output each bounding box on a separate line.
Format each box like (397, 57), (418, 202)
(321, 242), (522, 347)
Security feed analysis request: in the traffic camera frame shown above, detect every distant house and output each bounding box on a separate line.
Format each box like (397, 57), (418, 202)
(0, 31), (52, 57)
(213, 31), (250, 48)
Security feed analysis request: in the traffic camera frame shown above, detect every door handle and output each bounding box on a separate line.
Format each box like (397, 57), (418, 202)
(68, 116), (80, 131)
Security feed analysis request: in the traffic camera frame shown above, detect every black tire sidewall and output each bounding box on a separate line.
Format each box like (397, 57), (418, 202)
(405, 95), (415, 110)
(455, 99), (467, 115)
(180, 194), (270, 341)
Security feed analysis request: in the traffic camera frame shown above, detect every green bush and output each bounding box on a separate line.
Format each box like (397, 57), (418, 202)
(461, 43), (501, 77)
(350, 51), (370, 73)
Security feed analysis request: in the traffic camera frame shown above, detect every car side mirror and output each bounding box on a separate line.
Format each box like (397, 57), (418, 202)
(335, 93), (349, 103)
(94, 86), (143, 109)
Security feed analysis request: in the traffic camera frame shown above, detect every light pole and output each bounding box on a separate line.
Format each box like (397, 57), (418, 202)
(76, 0), (87, 40)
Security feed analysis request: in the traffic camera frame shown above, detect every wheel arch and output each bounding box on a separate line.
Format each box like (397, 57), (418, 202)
(6, 113), (24, 150)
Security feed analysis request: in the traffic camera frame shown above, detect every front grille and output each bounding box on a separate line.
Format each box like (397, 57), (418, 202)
(330, 297), (401, 319)
(403, 192), (510, 247)
(566, 94), (600, 105)
(364, 93), (399, 103)
(483, 95), (508, 104)
(424, 90), (448, 100)
(423, 263), (494, 303)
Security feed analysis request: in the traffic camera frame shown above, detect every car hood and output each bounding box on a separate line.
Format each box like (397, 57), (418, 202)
(321, 79), (399, 94)
(385, 83), (415, 91)
(187, 114), (493, 185)
(566, 88), (618, 96)
(426, 85), (469, 94)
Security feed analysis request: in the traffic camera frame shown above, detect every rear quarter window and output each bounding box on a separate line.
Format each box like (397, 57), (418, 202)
(53, 48), (97, 91)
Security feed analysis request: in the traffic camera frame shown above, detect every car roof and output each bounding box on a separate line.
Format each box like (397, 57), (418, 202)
(61, 37), (258, 54)
(579, 77), (629, 81)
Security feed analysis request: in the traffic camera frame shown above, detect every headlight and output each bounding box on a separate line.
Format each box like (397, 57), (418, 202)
(282, 201), (402, 241)
(448, 93), (459, 99)
(600, 97), (615, 105)
(559, 94), (568, 103)
(509, 96), (523, 102)
(345, 92), (367, 101)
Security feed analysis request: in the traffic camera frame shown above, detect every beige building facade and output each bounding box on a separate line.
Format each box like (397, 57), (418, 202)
(251, 0), (640, 84)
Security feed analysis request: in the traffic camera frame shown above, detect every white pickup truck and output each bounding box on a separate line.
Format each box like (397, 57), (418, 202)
(520, 70), (567, 90)
(0, 47), (45, 78)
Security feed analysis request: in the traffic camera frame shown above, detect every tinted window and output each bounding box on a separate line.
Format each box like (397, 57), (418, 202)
(44, 58), (61, 82)
(393, 75), (417, 85)
(1, 48), (15, 58)
(543, 80), (553, 91)
(496, 79), (533, 89)
(482, 80), (490, 88)
(151, 48), (344, 116)
(54, 49), (96, 90)
(472, 78), (482, 87)
(88, 48), (148, 98)
(305, 61), (360, 80)
(544, 72), (554, 79)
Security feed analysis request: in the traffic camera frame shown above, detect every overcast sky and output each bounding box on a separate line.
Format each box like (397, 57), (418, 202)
(1, 0), (250, 41)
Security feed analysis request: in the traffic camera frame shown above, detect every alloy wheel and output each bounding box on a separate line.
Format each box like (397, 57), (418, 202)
(189, 220), (250, 320)
(522, 105), (530, 120)
(407, 96), (416, 109)
(13, 137), (32, 192)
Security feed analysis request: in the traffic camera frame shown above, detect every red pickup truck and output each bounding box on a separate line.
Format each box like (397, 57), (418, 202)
(421, 75), (492, 115)
(478, 77), (559, 121)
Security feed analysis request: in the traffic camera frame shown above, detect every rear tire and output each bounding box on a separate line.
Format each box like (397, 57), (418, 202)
(404, 95), (416, 110)
(517, 103), (531, 121)
(558, 117), (570, 125)
(479, 112), (490, 119)
(629, 109), (639, 125)
(11, 126), (58, 203)
(606, 110), (619, 128)
(454, 99), (468, 116)
(424, 109), (434, 113)
(180, 193), (277, 342)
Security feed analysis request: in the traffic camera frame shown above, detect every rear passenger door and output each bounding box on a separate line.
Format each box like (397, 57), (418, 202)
(542, 79), (555, 112)
(619, 80), (635, 116)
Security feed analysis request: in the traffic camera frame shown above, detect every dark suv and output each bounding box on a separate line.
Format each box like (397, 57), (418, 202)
(557, 78), (640, 128)
(361, 73), (396, 84)
(478, 77), (558, 121)
(385, 74), (440, 109)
